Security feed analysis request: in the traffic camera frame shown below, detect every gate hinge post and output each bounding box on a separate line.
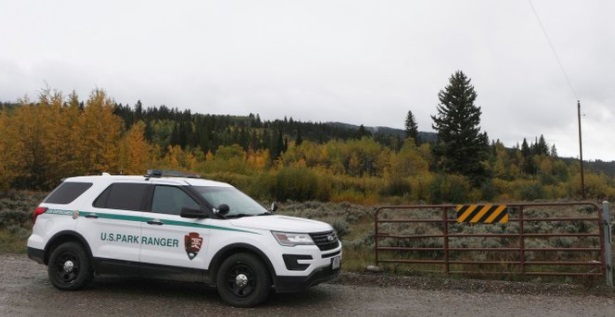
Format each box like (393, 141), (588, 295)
(603, 201), (612, 288)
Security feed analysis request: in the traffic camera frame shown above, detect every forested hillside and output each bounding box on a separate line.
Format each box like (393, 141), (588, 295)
(1, 89), (613, 204)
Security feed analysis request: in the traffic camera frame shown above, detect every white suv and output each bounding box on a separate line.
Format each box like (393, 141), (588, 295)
(27, 171), (342, 307)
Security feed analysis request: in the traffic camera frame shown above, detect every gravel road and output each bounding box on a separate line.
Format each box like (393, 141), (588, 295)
(1, 254), (614, 317)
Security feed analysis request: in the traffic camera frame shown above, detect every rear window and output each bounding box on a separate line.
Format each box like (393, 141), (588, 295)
(45, 182), (93, 204)
(93, 183), (149, 211)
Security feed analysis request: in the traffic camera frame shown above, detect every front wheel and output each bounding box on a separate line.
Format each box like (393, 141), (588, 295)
(216, 253), (271, 307)
(47, 242), (93, 290)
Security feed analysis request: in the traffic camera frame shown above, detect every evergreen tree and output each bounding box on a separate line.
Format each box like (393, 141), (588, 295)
(269, 129), (285, 159)
(533, 135), (549, 156)
(550, 144), (558, 157)
(521, 138), (531, 158)
(431, 71), (489, 185)
(521, 138), (537, 175)
(404, 110), (419, 143)
(134, 100), (144, 122)
(170, 122), (180, 146)
(356, 124), (372, 139)
(295, 128), (303, 146)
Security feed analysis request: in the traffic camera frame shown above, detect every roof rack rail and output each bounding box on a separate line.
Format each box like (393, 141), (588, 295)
(145, 169), (201, 179)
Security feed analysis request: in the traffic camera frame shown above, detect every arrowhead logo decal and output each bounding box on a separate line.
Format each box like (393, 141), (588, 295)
(184, 232), (203, 260)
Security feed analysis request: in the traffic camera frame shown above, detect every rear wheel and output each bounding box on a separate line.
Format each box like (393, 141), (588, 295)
(47, 242), (93, 290)
(216, 253), (271, 307)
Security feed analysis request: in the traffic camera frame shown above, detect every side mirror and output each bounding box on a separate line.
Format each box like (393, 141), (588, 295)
(214, 204), (230, 216)
(270, 202), (278, 212)
(180, 207), (208, 219)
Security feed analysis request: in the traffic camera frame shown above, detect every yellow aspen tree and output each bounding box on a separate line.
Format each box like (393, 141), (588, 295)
(392, 139), (429, 177)
(348, 152), (361, 177)
(163, 145), (198, 171)
(490, 142), (511, 179)
(63, 91), (85, 175)
(247, 149), (270, 170)
(318, 145), (329, 169)
(10, 99), (40, 187)
(37, 89), (81, 186)
(0, 109), (26, 189)
(165, 145), (180, 169)
(119, 121), (151, 174)
(77, 90), (122, 174)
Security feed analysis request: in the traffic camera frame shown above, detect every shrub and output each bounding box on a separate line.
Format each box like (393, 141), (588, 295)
(428, 174), (470, 204)
(0, 210), (28, 229)
(331, 219), (350, 240)
(7, 224), (30, 239)
(480, 180), (499, 201)
(274, 167), (320, 201)
(519, 182), (544, 201)
(379, 177), (411, 198)
(248, 172), (277, 201)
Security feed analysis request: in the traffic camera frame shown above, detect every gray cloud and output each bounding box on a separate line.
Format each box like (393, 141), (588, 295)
(1, 0), (612, 160)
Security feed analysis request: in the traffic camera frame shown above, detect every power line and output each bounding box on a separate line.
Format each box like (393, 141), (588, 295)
(529, 1), (585, 198)
(528, 0), (578, 99)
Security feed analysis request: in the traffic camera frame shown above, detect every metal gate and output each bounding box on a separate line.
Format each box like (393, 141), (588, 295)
(374, 202), (612, 285)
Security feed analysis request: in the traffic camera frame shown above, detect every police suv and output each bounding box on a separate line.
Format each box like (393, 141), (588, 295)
(27, 171), (342, 307)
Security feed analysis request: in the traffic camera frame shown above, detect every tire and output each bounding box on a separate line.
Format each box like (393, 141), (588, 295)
(216, 253), (271, 307)
(47, 242), (93, 291)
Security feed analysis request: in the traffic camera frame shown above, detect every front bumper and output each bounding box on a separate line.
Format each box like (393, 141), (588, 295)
(273, 262), (341, 293)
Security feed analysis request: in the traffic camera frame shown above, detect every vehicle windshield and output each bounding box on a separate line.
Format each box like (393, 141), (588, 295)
(192, 186), (269, 217)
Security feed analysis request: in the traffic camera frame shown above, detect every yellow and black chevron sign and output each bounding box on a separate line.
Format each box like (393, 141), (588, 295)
(456, 204), (508, 223)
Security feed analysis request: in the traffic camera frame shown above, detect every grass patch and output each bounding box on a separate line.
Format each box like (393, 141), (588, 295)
(0, 190), (40, 254)
(341, 247), (374, 272)
(0, 226), (31, 254)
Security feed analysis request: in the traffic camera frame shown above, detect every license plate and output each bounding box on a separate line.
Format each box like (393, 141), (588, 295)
(331, 256), (341, 270)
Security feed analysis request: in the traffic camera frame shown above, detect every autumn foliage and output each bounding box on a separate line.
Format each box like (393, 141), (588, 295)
(1, 89), (614, 204)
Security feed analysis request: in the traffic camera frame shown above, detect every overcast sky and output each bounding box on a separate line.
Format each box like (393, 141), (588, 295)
(1, 0), (613, 161)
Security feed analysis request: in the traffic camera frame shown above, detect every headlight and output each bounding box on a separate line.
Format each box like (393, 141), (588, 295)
(272, 231), (314, 246)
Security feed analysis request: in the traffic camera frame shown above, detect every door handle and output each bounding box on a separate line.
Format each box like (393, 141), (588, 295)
(85, 213), (98, 219)
(147, 220), (164, 225)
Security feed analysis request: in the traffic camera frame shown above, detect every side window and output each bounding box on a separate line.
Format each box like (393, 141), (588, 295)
(93, 183), (148, 211)
(151, 186), (199, 215)
(45, 182), (93, 204)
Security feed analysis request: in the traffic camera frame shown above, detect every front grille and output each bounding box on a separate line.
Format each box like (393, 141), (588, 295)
(310, 231), (340, 251)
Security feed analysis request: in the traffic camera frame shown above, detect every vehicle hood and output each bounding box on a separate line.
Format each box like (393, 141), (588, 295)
(230, 215), (333, 233)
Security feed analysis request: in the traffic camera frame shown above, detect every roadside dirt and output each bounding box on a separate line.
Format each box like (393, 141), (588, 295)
(337, 270), (615, 298)
(1, 254), (614, 317)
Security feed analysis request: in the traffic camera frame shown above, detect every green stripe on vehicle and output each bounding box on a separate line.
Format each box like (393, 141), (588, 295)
(68, 210), (260, 235)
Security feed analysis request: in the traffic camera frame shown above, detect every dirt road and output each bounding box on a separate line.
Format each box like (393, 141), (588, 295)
(1, 254), (613, 317)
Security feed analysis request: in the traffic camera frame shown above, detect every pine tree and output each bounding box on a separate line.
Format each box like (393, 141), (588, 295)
(404, 110), (419, 143)
(550, 144), (558, 157)
(431, 71), (489, 185)
(356, 125), (372, 139)
(295, 128), (303, 146)
(533, 135), (549, 156)
(269, 129), (285, 159)
(521, 138), (531, 158)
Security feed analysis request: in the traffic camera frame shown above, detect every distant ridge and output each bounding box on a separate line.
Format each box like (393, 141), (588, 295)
(325, 122), (437, 143)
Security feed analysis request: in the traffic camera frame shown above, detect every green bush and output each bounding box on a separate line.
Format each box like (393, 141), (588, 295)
(7, 224), (31, 239)
(480, 180), (499, 202)
(520, 182), (545, 201)
(0, 210), (29, 229)
(428, 174), (470, 204)
(274, 167), (320, 201)
(331, 218), (350, 240)
(379, 177), (411, 197)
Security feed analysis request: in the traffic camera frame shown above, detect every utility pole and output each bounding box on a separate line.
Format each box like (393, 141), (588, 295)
(577, 100), (586, 199)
